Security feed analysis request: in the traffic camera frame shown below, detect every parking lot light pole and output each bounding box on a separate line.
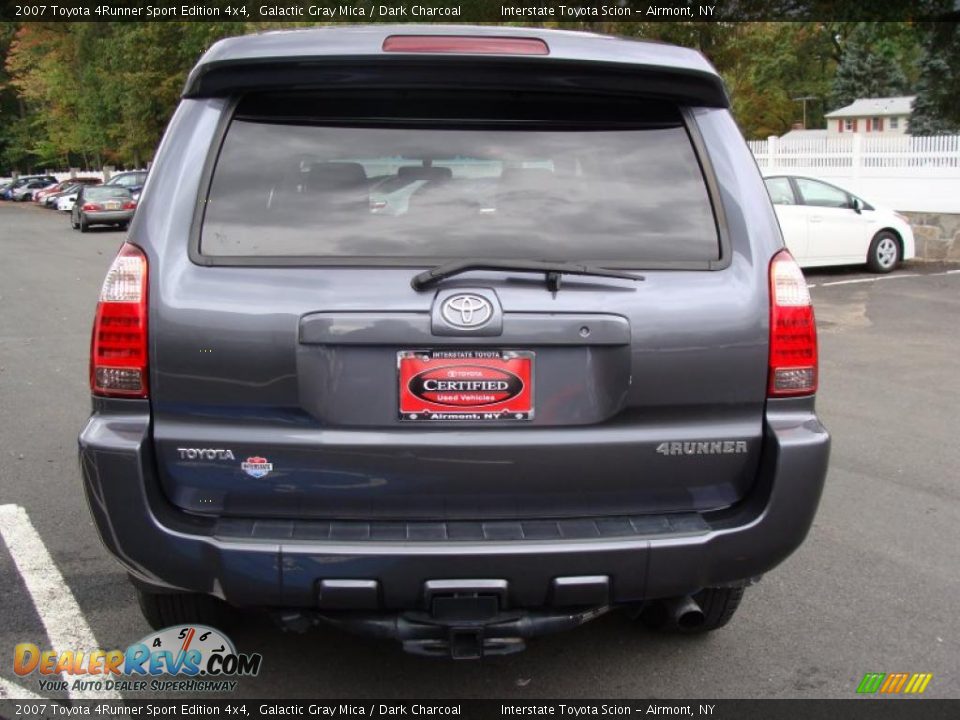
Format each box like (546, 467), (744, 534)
(792, 96), (818, 129)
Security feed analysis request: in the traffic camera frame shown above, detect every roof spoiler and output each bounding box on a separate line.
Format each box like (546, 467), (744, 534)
(182, 56), (729, 109)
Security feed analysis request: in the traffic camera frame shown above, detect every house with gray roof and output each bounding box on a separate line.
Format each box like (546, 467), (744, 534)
(825, 96), (915, 135)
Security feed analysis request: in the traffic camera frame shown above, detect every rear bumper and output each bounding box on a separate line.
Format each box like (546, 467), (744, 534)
(82, 210), (134, 224)
(78, 399), (829, 609)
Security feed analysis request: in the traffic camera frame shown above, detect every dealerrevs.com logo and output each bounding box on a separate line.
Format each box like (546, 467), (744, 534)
(14, 625), (262, 693)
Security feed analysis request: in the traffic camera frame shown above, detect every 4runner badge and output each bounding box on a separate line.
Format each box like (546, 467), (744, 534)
(656, 441), (748, 456)
(241, 456), (273, 478)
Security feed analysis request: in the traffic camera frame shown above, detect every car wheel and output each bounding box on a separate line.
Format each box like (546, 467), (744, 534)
(135, 586), (238, 631)
(79, 215), (89, 233)
(119, 222), (130, 231)
(867, 231), (901, 273)
(637, 586), (745, 633)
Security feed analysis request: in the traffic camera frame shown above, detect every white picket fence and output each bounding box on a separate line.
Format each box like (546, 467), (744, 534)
(749, 134), (960, 171)
(748, 134), (960, 213)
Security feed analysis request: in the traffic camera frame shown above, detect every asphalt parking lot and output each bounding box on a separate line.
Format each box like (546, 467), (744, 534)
(1, 201), (959, 700)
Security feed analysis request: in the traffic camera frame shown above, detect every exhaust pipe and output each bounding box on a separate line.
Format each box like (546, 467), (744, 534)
(662, 595), (705, 630)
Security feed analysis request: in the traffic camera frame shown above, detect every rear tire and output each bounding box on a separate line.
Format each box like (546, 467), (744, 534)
(639, 587), (745, 633)
(136, 586), (238, 631)
(79, 215), (88, 233)
(867, 231), (901, 273)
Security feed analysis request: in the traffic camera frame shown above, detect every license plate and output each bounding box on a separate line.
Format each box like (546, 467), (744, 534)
(398, 350), (534, 422)
(105, 201), (121, 210)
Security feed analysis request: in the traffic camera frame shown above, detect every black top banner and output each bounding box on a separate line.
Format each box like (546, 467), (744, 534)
(1, 0), (959, 23)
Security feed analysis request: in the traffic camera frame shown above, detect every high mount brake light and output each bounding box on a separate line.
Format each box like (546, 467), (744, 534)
(382, 36), (550, 55)
(768, 250), (818, 397)
(90, 243), (148, 398)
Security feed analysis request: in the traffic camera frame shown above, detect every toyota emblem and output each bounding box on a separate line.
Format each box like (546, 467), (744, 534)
(441, 294), (493, 328)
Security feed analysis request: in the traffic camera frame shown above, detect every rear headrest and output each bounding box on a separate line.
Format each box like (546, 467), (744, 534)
(306, 162), (367, 192)
(398, 165), (453, 182)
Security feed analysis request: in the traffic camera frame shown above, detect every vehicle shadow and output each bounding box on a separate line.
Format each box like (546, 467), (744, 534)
(222, 607), (717, 699)
(74, 225), (128, 233)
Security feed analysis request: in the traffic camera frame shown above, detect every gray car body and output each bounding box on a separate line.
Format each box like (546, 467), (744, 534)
(79, 27), (829, 619)
(71, 186), (134, 229)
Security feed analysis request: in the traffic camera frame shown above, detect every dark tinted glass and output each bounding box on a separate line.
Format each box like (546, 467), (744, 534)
(202, 120), (719, 264)
(795, 178), (851, 209)
(764, 177), (796, 206)
(107, 172), (146, 187)
(85, 186), (131, 200)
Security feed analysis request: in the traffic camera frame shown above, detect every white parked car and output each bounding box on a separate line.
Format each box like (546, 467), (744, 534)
(56, 190), (81, 212)
(764, 175), (915, 273)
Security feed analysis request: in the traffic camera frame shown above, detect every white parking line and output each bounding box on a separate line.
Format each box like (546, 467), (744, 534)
(0, 504), (120, 700)
(0, 675), (46, 700)
(819, 277), (879, 287)
(815, 271), (953, 288)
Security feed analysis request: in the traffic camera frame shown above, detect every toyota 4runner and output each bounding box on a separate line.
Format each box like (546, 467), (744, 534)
(79, 25), (830, 659)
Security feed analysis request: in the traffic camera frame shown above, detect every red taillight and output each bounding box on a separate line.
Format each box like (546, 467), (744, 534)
(82, 202), (101, 212)
(768, 250), (817, 397)
(382, 35), (549, 55)
(122, 201), (137, 210)
(90, 243), (148, 398)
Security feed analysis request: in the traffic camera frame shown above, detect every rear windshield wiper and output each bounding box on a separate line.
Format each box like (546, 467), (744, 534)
(411, 259), (645, 292)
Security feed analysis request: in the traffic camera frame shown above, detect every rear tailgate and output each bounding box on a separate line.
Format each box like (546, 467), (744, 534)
(152, 267), (765, 520)
(149, 46), (768, 522)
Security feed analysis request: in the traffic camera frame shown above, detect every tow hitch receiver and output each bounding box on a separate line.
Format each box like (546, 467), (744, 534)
(447, 628), (487, 660)
(316, 599), (609, 659)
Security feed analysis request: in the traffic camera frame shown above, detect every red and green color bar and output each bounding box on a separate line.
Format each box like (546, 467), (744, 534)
(857, 673), (933, 694)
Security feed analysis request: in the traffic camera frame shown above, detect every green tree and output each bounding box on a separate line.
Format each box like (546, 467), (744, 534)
(829, 23), (915, 111)
(4, 24), (80, 170)
(99, 22), (247, 166)
(909, 22), (960, 134)
(720, 23), (837, 138)
(0, 22), (27, 170)
(3, 21), (248, 171)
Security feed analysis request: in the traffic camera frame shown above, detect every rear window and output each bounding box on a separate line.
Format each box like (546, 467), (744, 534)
(107, 172), (146, 187)
(85, 186), (131, 200)
(200, 94), (720, 265)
